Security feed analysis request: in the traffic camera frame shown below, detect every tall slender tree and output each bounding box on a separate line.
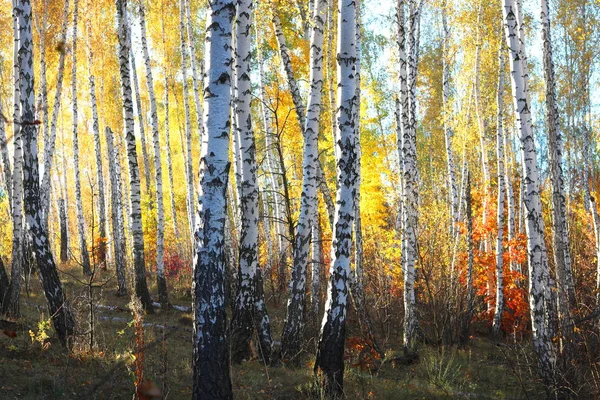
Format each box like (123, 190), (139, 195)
(179, 0), (196, 240)
(502, 0), (557, 385)
(492, 52), (505, 337)
(441, 0), (458, 235)
(230, 0), (273, 363)
(192, 0), (235, 398)
(87, 22), (107, 246)
(116, 0), (154, 313)
(399, 0), (422, 354)
(16, 0), (75, 346)
(71, 0), (93, 275)
(541, 0), (575, 322)
(315, 0), (358, 395)
(105, 126), (128, 296)
(140, 2), (169, 306)
(280, 0), (326, 362)
(40, 0), (70, 226)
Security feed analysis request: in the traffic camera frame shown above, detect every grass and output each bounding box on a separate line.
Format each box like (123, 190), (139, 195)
(0, 265), (547, 399)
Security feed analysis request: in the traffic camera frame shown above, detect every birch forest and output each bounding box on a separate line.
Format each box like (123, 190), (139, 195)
(2, 0), (600, 398)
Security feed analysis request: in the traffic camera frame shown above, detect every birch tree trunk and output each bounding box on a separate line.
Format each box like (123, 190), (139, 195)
(163, 74), (180, 241)
(541, 0), (575, 319)
(492, 53), (505, 337)
(442, 0), (458, 235)
(59, 198), (68, 263)
(257, 45), (285, 261)
(16, 0), (75, 346)
(37, 0), (49, 151)
(179, 0), (196, 240)
(503, 0), (557, 385)
(460, 171), (475, 343)
(4, 0), (24, 318)
(116, 0), (154, 313)
(88, 53), (106, 243)
(105, 127), (128, 296)
(184, 0), (204, 145)
(272, 11), (335, 228)
(139, 3), (168, 306)
(311, 218), (322, 317)
(40, 0), (69, 225)
(315, 0), (357, 395)
(399, 0), (421, 354)
(280, 0), (326, 362)
(129, 46), (152, 200)
(504, 127), (517, 272)
(0, 89), (12, 213)
(192, 1), (235, 398)
(230, 0), (273, 363)
(71, 0), (92, 276)
(59, 145), (70, 264)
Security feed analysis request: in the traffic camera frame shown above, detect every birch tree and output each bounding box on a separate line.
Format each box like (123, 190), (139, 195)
(280, 0), (326, 362)
(541, 0), (575, 321)
(192, 0), (235, 397)
(398, 0), (421, 354)
(492, 53), (505, 337)
(257, 44), (285, 262)
(184, 0), (204, 144)
(315, 0), (358, 395)
(116, 0), (154, 313)
(442, 0), (458, 235)
(230, 0), (273, 363)
(179, 0), (196, 239)
(40, 0), (69, 225)
(502, 0), (557, 385)
(0, 99), (12, 213)
(71, 0), (93, 275)
(87, 27), (107, 244)
(129, 44), (152, 199)
(139, 2), (169, 306)
(15, 0), (75, 346)
(272, 10), (335, 228)
(105, 127), (128, 296)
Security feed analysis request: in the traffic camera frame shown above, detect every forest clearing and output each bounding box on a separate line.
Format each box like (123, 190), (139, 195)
(1, 0), (600, 398)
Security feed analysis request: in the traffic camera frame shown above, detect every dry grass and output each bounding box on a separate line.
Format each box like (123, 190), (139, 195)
(0, 265), (547, 399)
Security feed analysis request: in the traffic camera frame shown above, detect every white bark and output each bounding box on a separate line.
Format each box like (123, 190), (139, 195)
(272, 10), (335, 228)
(116, 0), (153, 312)
(311, 219), (321, 316)
(192, 0), (235, 396)
(398, 0), (421, 353)
(184, 0), (205, 145)
(105, 127), (127, 296)
(87, 40), (107, 241)
(503, 0), (556, 384)
(541, 0), (575, 316)
(163, 74), (180, 241)
(230, 0), (273, 362)
(40, 0), (69, 225)
(140, 3), (168, 305)
(179, 0), (196, 241)
(71, 0), (92, 275)
(492, 53), (506, 337)
(0, 101), (11, 210)
(504, 127), (517, 272)
(281, 0), (326, 360)
(128, 40), (152, 199)
(5, 0), (24, 318)
(315, 0), (358, 394)
(16, 0), (75, 346)
(442, 1), (458, 235)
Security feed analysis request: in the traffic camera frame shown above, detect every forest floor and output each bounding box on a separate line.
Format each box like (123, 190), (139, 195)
(0, 266), (548, 399)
